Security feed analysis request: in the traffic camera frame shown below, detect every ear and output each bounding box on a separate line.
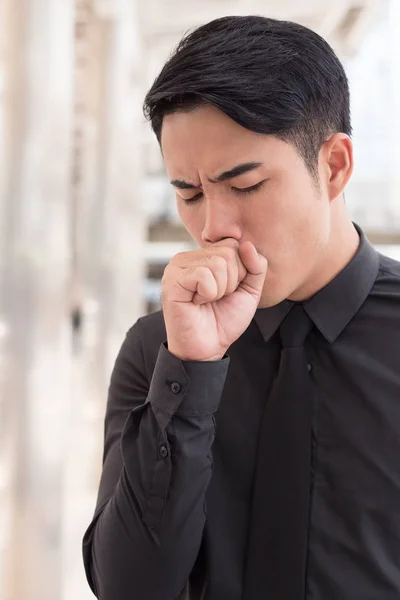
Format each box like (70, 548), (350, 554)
(320, 133), (353, 202)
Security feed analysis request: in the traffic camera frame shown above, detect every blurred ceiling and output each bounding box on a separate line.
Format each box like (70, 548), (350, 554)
(95, 0), (383, 61)
(136, 0), (383, 62)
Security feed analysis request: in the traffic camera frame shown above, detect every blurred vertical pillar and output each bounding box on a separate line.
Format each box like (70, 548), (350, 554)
(71, 0), (146, 385)
(389, 0), (400, 229)
(60, 1), (146, 597)
(0, 1), (74, 600)
(99, 0), (146, 373)
(0, 0), (12, 593)
(69, 0), (146, 446)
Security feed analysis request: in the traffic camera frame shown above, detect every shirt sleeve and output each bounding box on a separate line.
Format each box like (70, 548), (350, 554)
(82, 319), (229, 600)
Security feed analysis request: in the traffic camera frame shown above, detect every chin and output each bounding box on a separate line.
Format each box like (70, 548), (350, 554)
(258, 289), (287, 309)
(257, 298), (276, 309)
(258, 273), (290, 308)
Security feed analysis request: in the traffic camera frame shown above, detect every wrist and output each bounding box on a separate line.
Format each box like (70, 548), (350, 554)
(167, 344), (225, 362)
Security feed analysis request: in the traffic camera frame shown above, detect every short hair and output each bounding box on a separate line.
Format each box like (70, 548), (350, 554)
(143, 16), (352, 178)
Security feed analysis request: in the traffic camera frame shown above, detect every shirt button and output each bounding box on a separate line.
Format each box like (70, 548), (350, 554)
(170, 381), (181, 394)
(308, 363), (312, 372)
(159, 445), (168, 459)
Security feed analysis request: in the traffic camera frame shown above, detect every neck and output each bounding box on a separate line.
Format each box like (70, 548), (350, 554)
(289, 208), (360, 302)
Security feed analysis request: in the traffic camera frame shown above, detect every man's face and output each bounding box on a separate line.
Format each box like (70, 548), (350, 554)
(161, 105), (333, 307)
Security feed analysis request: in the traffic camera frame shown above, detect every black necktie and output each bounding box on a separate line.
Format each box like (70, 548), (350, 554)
(244, 304), (314, 599)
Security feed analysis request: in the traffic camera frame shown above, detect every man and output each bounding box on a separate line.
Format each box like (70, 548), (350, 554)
(83, 16), (400, 600)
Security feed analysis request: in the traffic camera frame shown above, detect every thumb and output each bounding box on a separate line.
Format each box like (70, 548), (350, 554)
(237, 241), (268, 299)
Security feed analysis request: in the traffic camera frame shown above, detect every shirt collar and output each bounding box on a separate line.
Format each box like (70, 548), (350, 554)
(254, 224), (380, 344)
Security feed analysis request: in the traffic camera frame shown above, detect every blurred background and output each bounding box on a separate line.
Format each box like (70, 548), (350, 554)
(0, 0), (399, 599)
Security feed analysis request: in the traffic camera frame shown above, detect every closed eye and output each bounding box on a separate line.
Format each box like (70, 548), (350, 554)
(182, 192), (203, 204)
(232, 180), (266, 194)
(182, 180), (266, 205)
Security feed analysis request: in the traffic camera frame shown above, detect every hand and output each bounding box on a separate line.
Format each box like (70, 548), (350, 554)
(161, 239), (268, 361)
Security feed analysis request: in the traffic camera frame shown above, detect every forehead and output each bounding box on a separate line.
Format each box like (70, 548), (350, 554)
(160, 105), (297, 179)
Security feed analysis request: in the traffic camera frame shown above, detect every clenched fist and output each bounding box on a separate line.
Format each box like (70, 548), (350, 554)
(161, 239), (268, 361)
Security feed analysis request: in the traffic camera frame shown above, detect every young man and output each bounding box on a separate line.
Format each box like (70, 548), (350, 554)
(83, 16), (400, 600)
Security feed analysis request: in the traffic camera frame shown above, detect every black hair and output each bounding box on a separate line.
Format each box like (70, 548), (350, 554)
(143, 16), (351, 177)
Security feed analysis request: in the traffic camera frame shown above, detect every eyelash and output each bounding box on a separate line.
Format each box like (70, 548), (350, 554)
(183, 181), (265, 205)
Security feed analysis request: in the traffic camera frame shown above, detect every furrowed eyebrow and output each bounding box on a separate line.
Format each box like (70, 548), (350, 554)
(209, 162), (263, 183)
(170, 179), (199, 190)
(170, 162), (263, 189)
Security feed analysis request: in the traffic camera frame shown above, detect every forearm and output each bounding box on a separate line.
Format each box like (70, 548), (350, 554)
(83, 342), (228, 600)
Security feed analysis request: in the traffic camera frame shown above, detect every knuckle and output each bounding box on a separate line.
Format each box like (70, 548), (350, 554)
(195, 265), (212, 279)
(183, 265), (196, 275)
(163, 263), (172, 278)
(200, 253), (213, 265)
(173, 251), (187, 262)
(170, 250), (193, 268)
(211, 255), (227, 271)
(161, 279), (170, 298)
(220, 246), (237, 263)
(162, 263), (174, 283)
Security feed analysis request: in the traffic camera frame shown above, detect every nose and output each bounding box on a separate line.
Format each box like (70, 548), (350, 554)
(201, 195), (242, 244)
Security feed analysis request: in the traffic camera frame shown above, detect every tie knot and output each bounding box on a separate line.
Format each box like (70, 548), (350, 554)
(279, 304), (313, 348)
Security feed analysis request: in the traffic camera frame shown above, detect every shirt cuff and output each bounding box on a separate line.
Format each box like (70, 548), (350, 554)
(148, 342), (230, 424)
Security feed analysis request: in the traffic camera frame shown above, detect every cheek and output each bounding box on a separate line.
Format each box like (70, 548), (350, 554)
(243, 186), (326, 261)
(241, 185), (300, 239)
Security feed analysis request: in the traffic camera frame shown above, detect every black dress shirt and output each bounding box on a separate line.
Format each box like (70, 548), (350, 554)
(83, 225), (400, 600)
